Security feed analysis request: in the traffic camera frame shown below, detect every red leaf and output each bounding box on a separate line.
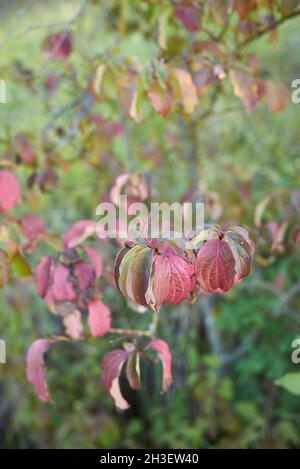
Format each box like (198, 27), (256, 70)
(264, 80), (289, 113)
(147, 339), (172, 392)
(148, 80), (173, 117)
(43, 31), (72, 60)
(74, 262), (94, 292)
(52, 265), (76, 302)
(26, 339), (52, 402)
(20, 214), (45, 243)
(151, 251), (194, 308)
(174, 2), (201, 32)
(63, 220), (96, 249)
(84, 245), (103, 278)
(88, 299), (111, 337)
(0, 171), (20, 212)
(13, 134), (36, 164)
(101, 350), (130, 409)
(196, 239), (236, 292)
(35, 256), (54, 297)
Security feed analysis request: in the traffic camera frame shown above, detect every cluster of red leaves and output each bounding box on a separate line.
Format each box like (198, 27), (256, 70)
(115, 225), (255, 309)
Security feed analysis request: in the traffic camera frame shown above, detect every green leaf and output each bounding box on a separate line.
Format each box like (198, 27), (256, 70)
(10, 251), (33, 277)
(275, 372), (300, 396)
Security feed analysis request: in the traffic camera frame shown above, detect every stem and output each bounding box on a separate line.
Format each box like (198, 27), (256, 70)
(238, 9), (300, 50)
(148, 307), (159, 336)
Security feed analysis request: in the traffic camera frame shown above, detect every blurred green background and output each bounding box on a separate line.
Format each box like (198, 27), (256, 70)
(0, 0), (300, 449)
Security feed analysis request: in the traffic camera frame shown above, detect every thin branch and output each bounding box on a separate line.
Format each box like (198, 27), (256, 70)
(239, 9), (300, 50)
(17, 0), (85, 38)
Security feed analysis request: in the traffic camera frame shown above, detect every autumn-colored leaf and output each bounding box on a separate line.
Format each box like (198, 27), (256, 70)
(43, 31), (72, 60)
(52, 265), (76, 302)
(63, 220), (96, 249)
(63, 310), (83, 340)
(174, 2), (202, 32)
(264, 80), (289, 113)
(0, 171), (20, 212)
(149, 249), (195, 309)
(10, 250), (33, 277)
(0, 250), (8, 288)
(115, 244), (154, 306)
(101, 349), (130, 409)
(35, 256), (53, 297)
(84, 245), (103, 278)
(13, 134), (36, 164)
(88, 299), (111, 337)
(196, 238), (236, 292)
(147, 80), (173, 117)
(26, 339), (52, 402)
(224, 226), (255, 279)
(20, 214), (45, 243)
(74, 261), (94, 292)
(119, 77), (141, 123)
(170, 68), (198, 114)
(147, 339), (172, 392)
(125, 351), (141, 391)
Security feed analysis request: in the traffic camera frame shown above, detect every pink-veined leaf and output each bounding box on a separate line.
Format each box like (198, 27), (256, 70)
(150, 250), (195, 309)
(88, 299), (111, 337)
(0, 171), (20, 212)
(101, 349), (130, 409)
(26, 339), (52, 402)
(63, 220), (96, 249)
(196, 238), (236, 292)
(147, 339), (172, 392)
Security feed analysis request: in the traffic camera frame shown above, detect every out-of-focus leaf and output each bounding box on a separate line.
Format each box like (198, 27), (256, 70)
(43, 31), (72, 60)
(20, 214), (45, 243)
(275, 373), (300, 396)
(125, 351), (141, 391)
(0, 170), (20, 212)
(84, 245), (103, 278)
(88, 299), (111, 337)
(170, 68), (198, 114)
(63, 220), (96, 249)
(63, 310), (83, 340)
(264, 80), (289, 113)
(174, 2), (202, 32)
(101, 349), (130, 409)
(0, 250), (8, 288)
(10, 250), (33, 277)
(147, 339), (172, 392)
(148, 79), (173, 117)
(26, 339), (52, 402)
